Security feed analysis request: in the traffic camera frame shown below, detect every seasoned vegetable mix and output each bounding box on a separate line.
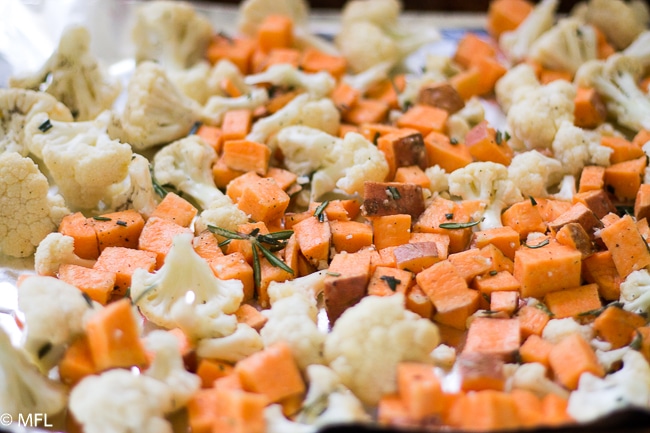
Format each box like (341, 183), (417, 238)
(3, 0), (650, 430)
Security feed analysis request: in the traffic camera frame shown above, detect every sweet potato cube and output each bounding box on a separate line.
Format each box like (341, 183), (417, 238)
(222, 139), (271, 175)
(463, 317), (520, 362)
(423, 131), (473, 173)
(593, 305), (646, 349)
(397, 362), (444, 420)
(362, 181), (425, 220)
(470, 226), (520, 260)
(150, 192), (198, 228)
(599, 214), (650, 278)
(393, 242), (441, 273)
(465, 120), (513, 166)
(211, 252), (255, 303)
(572, 189), (617, 219)
(237, 176), (290, 223)
(367, 266), (414, 297)
(234, 303), (268, 332)
(578, 165), (606, 193)
(138, 216), (193, 268)
(329, 220), (373, 253)
(90, 209), (145, 251)
(519, 334), (554, 368)
(513, 243), (582, 299)
(294, 216), (331, 267)
(58, 336), (96, 386)
(548, 332), (604, 390)
(543, 283), (602, 319)
(396, 104), (448, 136)
(417, 82), (465, 114)
(58, 212), (100, 260)
(604, 156), (646, 201)
(372, 214), (412, 250)
(211, 387), (268, 433)
(58, 264), (116, 305)
(377, 129), (427, 180)
(517, 305), (551, 339)
(581, 250), (622, 301)
(93, 247), (157, 297)
(324, 251), (371, 323)
(489, 290), (519, 316)
(457, 352), (505, 391)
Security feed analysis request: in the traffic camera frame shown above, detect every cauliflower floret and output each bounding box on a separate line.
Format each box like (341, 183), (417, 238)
(0, 328), (67, 419)
(69, 369), (175, 433)
(261, 294), (326, 370)
(424, 165), (450, 196)
(511, 362), (570, 398)
(196, 323), (264, 362)
(130, 233), (243, 342)
(152, 135), (220, 210)
(0, 152), (70, 258)
(9, 26), (120, 121)
(529, 17), (598, 75)
(583, 0), (647, 50)
(336, 0), (438, 73)
(203, 88), (270, 126)
(276, 125), (389, 200)
(265, 405), (317, 433)
(619, 269), (650, 315)
(193, 195), (249, 235)
(267, 270), (327, 305)
(323, 294), (440, 406)
(314, 391), (371, 427)
(494, 63), (541, 114)
(574, 54), (650, 133)
(448, 161), (523, 230)
(0, 88), (73, 156)
(245, 64), (336, 98)
(104, 154), (159, 219)
(506, 79), (575, 150)
(446, 97), (485, 144)
(507, 150), (564, 198)
(24, 111), (133, 210)
(499, 0), (559, 63)
(568, 350), (650, 422)
(170, 59), (252, 105)
(551, 120), (611, 177)
(342, 61), (394, 93)
(542, 319), (595, 344)
(34, 232), (95, 276)
(246, 94), (340, 150)
(552, 174), (577, 202)
(595, 346), (629, 372)
(431, 344), (456, 369)
(131, 1), (214, 71)
(143, 330), (201, 411)
(107, 61), (205, 150)
(17, 275), (97, 370)
(623, 30), (650, 70)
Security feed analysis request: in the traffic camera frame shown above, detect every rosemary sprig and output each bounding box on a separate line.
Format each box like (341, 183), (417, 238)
(630, 330), (643, 351)
(380, 275), (401, 291)
(523, 238), (550, 249)
(92, 216), (111, 221)
(38, 119), (53, 132)
(439, 219), (482, 229)
(314, 201), (330, 222)
(577, 301), (624, 317)
(149, 164), (169, 198)
(386, 186), (401, 200)
(495, 130), (503, 145)
(450, 137), (459, 145)
(529, 196), (537, 206)
(207, 225), (294, 290)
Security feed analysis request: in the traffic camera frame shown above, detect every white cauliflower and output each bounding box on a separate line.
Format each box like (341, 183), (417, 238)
(265, 405), (317, 433)
(529, 17), (598, 75)
(568, 350), (650, 422)
(574, 54), (650, 133)
(431, 344), (456, 369)
(507, 150), (564, 198)
(448, 161), (523, 230)
(0, 328), (67, 419)
(104, 154), (159, 219)
(542, 318), (595, 344)
(246, 94), (340, 150)
(266, 270), (327, 305)
(342, 61), (394, 93)
(245, 64), (336, 98)
(276, 125), (389, 200)
(193, 195), (249, 236)
(130, 233), (243, 342)
(69, 369), (175, 433)
(313, 391), (371, 427)
(336, 0), (438, 73)
(0, 152), (70, 258)
(551, 120), (611, 177)
(511, 362), (570, 398)
(0, 88), (73, 156)
(596, 346), (630, 372)
(152, 135), (220, 210)
(34, 232), (95, 276)
(499, 0), (559, 63)
(202, 88), (269, 126)
(143, 330), (201, 411)
(9, 26), (120, 121)
(17, 275), (97, 370)
(107, 61), (206, 150)
(623, 30), (650, 70)
(446, 97), (485, 144)
(170, 59), (251, 105)
(552, 174), (578, 202)
(196, 323), (264, 362)
(323, 294), (440, 406)
(24, 111), (133, 211)
(506, 79), (575, 150)
(494, 63), (541, 114)
(131, 1), (214, 70)
(620, 269), (650, 315)
(425, 165), (450, 196)
(583, 0), (647, 50)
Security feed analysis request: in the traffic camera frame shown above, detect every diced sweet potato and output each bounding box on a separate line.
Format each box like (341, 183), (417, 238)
(362, 181), (425, 220)
(324, 251), (371, 323)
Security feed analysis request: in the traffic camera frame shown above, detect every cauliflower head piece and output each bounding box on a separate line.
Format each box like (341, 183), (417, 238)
(107, 61), (206, 150)
(152, 135), (221, 210)
(34, 232), (95, 277)
(104, 153), (160, 219)
(507, 150), (564, 198)
(193, 195), (249, 236)
(574, 54), (650, 133)
(0, 328), (67, 418)
(620, 269), (650, 315)
(323, 294), (440, 406)
(237, 0), (309, 37)
(506, 79), (575, 150)
(277, 125), (389, 200)
(70, 368), (176, 433)
(131, 233), (243, 342)
(132, 1), (214, 70)
(551, 120), (611, 177)
(196, 323), (264, 362)
(25, 111), (133, 211)
(17, 275), (97, 370)
(9, 26), (121, 121)
(448, 161), (523, 230)
(583, 0), (647, 50)
(499, 0), (559, 63)
(169, 59), (252, 105)
(494, 63), (541, 114)
(0, 152), (70, 258)
(0, 88), (73, 156)
(245, 64), (336, 98)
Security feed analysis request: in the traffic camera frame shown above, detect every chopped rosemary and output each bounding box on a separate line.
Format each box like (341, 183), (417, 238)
(314, 201), (330, 222)
(529, 196), (537, 206)
(38, 119), (53, 132)
(81, 292), (94, 308)
(116, 220), (128, 227)
(207, 225), (294, 290)
(386, 186), (401, 200)
(523, 238), (549, 249)
(373, 131), (380, 146)
(326, 271), (341, 277)
(92, 216), (111, 221)
(630, 330), (643, 351)
(189, 121), (202, 135)
(380, 275), (401, 291)
(445, 213), (454, 220)
(218, 31), (234, 44)
(578, 301), (624, 317)
(149, 164), (169, 198)
(535, 302), (554, 317)
(489, 270), (498, 276)
(450, 137), (459, 145)
(439, 219), (482, 229)
(37, 342), (52, 359)
(495, 130), (503, 145)
(504, 131), (511, 141)
(482, 292), (490, 303)
(132, 284), (157, 305)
